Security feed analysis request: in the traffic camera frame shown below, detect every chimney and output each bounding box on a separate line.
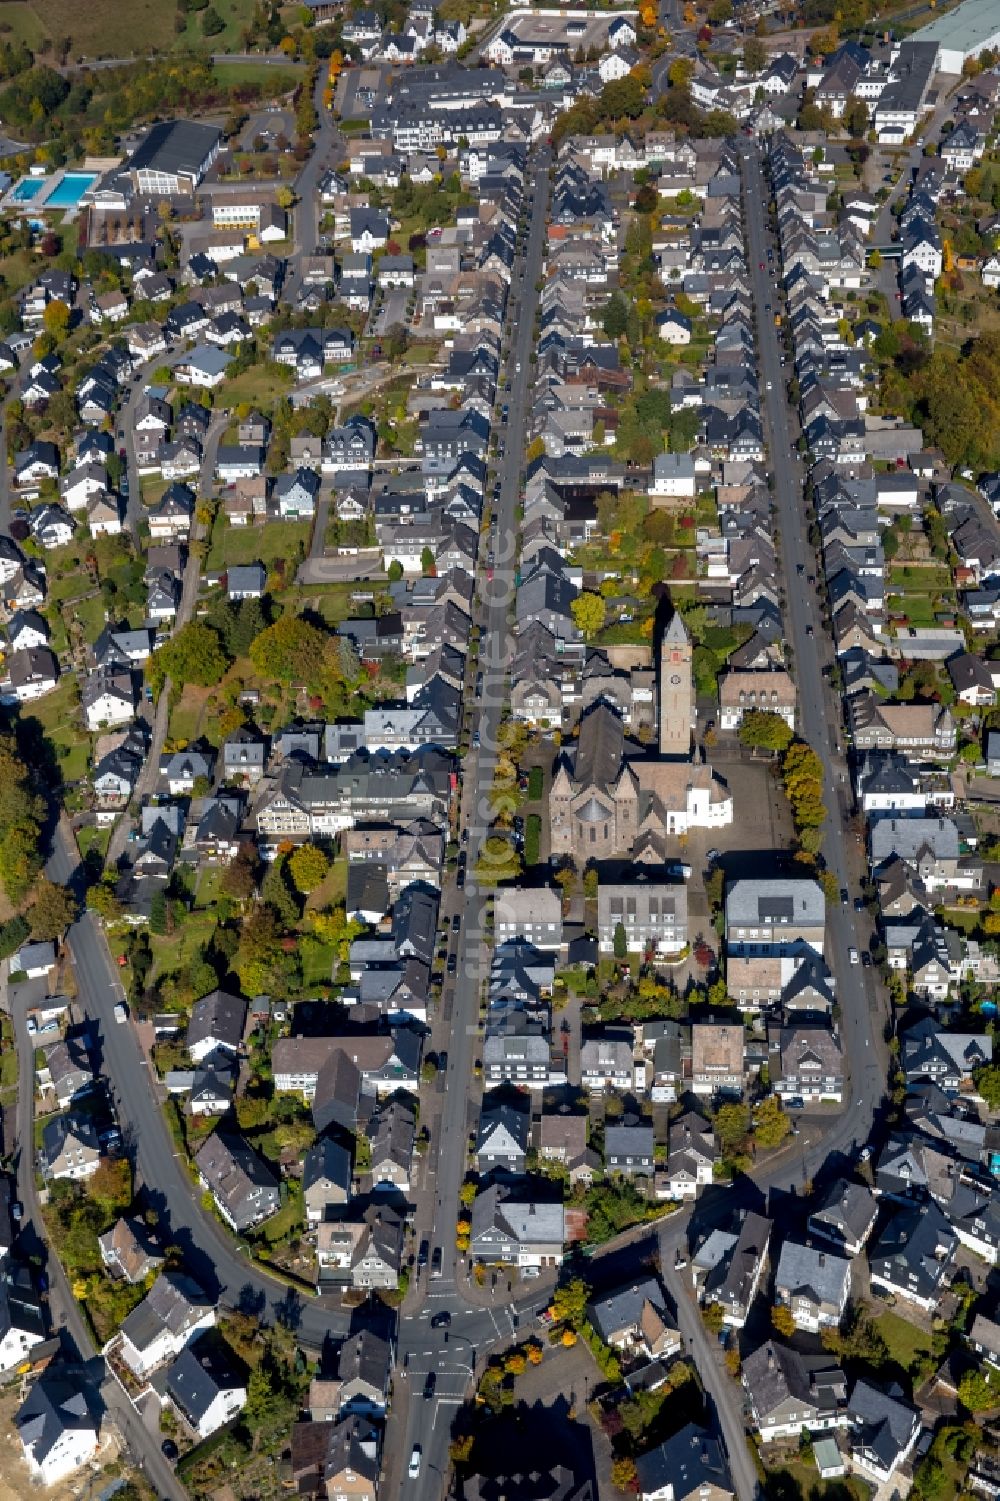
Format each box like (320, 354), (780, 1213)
(767, 1345), (775, 1370)
(818, 1253), (825, 1267)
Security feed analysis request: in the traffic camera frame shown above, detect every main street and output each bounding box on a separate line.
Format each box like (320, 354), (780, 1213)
(649, 141), (892, 1501)
(32, 147), (554, 1501)
(395, 147), (552, 1501)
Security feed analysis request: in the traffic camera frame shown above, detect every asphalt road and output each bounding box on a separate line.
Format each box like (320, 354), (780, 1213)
(283, 70), (341, 306)
(650, 142), (891, 1501)
(396, 148), (552, 1501)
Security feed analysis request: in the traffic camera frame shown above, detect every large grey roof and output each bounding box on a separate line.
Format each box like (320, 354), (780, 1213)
(726, 878), (825, 927)
(774, 1240), (850, 1308)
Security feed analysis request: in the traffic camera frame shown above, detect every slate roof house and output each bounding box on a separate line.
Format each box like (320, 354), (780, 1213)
(469, 1185), (565, 1268)
(847, 1379), (920, 1484)
(743, 1341), (848, 1444)
(195, 1131), (282, 1231)
(476, 1093), (531, 1175)
(635, 1423), (734, 1501)
(302, 1136), (353, 1225)
(868, 1200), (957, 1312)
(807, 1179), (878, 1257)
(696, 1211), (771, 1329)
(115, 1271), (216, 1378)
(773, 1240), (851, 1332)
(586, 1276), (681, 1364)
(187, 989), (247, 1066)
(16, 1372), (99, 1486)
(166, 1336), (247, 1439)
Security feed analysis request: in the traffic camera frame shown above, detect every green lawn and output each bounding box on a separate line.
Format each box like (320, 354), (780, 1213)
(257, 1196), (304, 1245)
(167, 684), (211, 746)
(291, 580), (374, 625)
(207, 516), (311, 570)
(765, 1462), (868, 1501)
(889, 564), (954, 590)
(149, 908), (218, 986)
(887, 592), (954, 628)
(874, 1308), (934, 1372)
(309, 856), (347, 913)
(212, 61), (303, 90)
(66, 592), (108, 648)
(77, 825), (111, 864)
(21, 677), (92, 783)
(0, 1), (49, 47)
(302, 938), (336, 988)
(218, 363), (295, 410)
(27, 0), (179, 55)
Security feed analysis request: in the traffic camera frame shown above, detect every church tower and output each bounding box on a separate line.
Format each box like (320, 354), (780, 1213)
(659, 611), (694, 758)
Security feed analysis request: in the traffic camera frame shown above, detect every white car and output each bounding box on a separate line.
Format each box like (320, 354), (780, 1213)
(849, 947), (859, 966)
(409, 1447), (422, 1479)
(113, 1002), (128, 1024)
(521, 1265), (540, 1278)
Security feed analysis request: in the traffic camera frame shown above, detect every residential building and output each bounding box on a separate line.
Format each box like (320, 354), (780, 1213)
(773, 1240), (851, 1332)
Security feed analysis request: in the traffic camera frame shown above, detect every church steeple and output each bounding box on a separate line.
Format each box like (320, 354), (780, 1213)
(659, 611), (694, 759)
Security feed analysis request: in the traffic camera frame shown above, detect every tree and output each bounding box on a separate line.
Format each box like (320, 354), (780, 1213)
(753, 1095), (791, 1150)
(550, 1277), (590, 1329)
(602, 291), (629, 340)
(222, 847), (258, 902)
(743, 36), (766, 73)
(42, 299), (70, 339)
(771, 1304), (796, 1338)
(249, 616), (328, 685)
(611, 1458), (638, 1493)
(420, 545), (436, 576)
(276, 185), (295, 210)
(571, 592), (606, 640)
(975, 1064), (1000, 1110)
(667, 56), (694, 88)
(613, 921), (627, 960)
(958, 1368), (997, 1413)
(387, 559), (403, 582)
(714, 1102), (751, 1151)
(151, 620), (229, 692)
(739, 711), (793, 754)
(28, 878), (77, 940)
(701, 1302), (725, 1333)
(201, 5), (225, 33)
(288, 843), (329, 895)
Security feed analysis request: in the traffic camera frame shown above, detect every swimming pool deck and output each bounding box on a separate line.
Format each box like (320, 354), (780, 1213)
(4, 168), (102, 215)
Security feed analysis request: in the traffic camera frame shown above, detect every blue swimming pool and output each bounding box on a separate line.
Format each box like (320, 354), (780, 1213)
(44, 172), (97, 207)
(11, 178), (45, 202)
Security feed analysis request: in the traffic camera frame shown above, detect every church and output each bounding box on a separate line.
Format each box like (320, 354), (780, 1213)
(549, 613), (733, 863)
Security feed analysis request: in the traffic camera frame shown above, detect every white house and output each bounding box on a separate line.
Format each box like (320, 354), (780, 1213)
(113, 1272), (216, 1379)
(16, 1377), (99, 1487)
(650, 452), (697, 498)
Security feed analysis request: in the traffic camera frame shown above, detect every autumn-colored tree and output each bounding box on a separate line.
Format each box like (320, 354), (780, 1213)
(551, 1277), (590, 1329)
(42, 298), (70, 338)
(28, 877), (77, 940)
(754, 1095), (791, 1150)
(611, 1458), (638, 1493)
(771, 1304), (796, 1338)
(570, 591), (607, 639)
(288, 842), (329, 895)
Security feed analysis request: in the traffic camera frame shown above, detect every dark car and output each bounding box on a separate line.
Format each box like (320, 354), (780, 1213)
(431, 1310), (451, 1329)
(162, 1440), (179, 1462)
(423, 1371), (437, 1398)
(452, 914), (461, 933)
(431, 1246), (443, 1278)
(418, 1239), (430, 1267)
(447, 953), (457, 974)
(840, 888), (849, 905)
